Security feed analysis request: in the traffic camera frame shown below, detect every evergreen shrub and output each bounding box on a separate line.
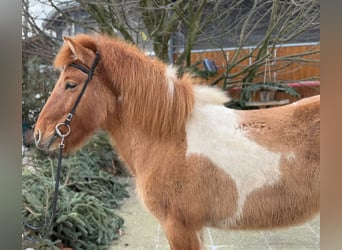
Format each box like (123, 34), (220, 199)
(22, 133), (129, 249)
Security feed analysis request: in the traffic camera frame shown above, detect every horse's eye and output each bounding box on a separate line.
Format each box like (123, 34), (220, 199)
(65, 82), (77, 90)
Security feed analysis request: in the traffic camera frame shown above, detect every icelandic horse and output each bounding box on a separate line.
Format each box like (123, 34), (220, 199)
(34, 34), (320, 250)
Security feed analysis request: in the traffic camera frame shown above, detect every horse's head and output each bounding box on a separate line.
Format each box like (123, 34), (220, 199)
(34, 34), (115, 153)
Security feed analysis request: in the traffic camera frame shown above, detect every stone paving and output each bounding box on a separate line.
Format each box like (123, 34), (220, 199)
(111, 177), (320, 250)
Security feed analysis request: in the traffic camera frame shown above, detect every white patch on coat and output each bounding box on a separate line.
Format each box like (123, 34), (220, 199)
(193, 85), (230, 105)
(186, 86), (281, 227)
(165, 65), (177, 98)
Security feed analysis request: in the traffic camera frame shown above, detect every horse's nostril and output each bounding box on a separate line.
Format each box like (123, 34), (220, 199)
(34, 129), (41, 144)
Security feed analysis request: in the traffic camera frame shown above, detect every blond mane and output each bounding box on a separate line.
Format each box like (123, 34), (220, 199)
(54, 34), (195, 137)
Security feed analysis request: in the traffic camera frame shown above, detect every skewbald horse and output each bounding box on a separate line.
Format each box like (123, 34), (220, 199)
(34, 33), (320, 250)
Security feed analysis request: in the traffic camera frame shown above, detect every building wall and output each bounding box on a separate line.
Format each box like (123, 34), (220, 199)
(175, 43), (320, 107)
(182, 43), (320, 86)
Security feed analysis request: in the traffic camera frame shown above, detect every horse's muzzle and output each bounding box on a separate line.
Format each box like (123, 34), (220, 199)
(34, 129), (58, 151)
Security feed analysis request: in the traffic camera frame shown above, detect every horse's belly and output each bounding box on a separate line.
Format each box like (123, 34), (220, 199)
(208, 180), (320, 230)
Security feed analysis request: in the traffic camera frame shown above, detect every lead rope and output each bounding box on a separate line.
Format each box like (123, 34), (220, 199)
(23, 52), (100, 240)
(45, 52), (100, 235)
(44, 123), (70, 237)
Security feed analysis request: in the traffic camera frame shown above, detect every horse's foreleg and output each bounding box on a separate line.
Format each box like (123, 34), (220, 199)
(162, 218), (203, 250)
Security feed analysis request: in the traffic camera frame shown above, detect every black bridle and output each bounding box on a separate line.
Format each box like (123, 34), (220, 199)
(24, 52), (100, 237)
(49, 51), (100, 233)
(58, 51), (101, 130)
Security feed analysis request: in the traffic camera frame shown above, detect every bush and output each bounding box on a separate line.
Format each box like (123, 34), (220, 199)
(22, 133), (129, 249)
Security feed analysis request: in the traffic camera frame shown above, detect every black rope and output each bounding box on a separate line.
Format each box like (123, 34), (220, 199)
(23, 52), (100, 239)
(47, 51), (100, 230)
(46, 144), (64, 235)
(47, 52), (100, 229)
(22, 145), (64, 237)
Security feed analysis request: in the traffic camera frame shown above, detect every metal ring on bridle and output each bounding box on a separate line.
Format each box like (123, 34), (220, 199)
(55, 123), (71, 138)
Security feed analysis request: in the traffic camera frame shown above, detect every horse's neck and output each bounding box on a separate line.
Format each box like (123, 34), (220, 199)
(108, 125), (185, 177)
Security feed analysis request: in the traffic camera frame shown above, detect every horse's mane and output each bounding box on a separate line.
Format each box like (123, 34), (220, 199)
(54, 34), (198, 137)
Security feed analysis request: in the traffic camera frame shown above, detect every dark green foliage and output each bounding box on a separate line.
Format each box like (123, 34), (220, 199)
(22, 55), (58, 127)
(22, 134), (129, 249)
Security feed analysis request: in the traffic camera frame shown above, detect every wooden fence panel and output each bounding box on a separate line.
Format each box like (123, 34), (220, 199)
(174, 44), (320, 106)
(183, 44), (320, 86)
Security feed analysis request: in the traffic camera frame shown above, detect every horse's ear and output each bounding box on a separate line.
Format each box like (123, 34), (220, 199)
(63, 36), (95, 64)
